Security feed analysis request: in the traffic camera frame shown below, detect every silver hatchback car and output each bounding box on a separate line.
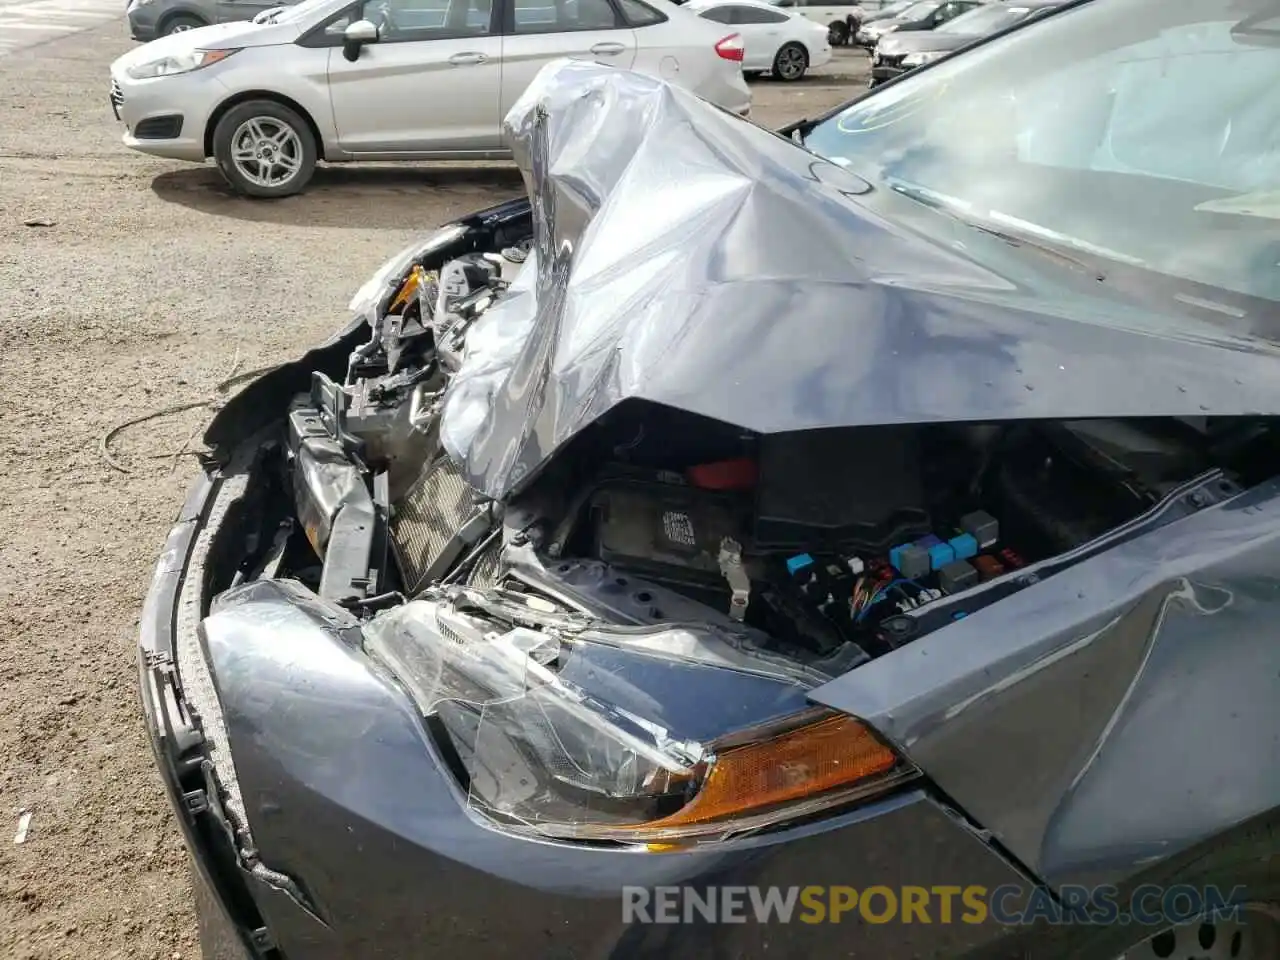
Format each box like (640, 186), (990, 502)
(110, 0), (752, 196)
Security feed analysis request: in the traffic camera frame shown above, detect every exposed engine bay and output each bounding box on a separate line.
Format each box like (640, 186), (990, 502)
(138, 59), (1280, 958)
(174, 53), (1280, 867)
(241, 233), (1269, 674)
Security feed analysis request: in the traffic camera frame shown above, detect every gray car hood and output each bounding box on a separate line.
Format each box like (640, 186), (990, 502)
(439, 59), (1280, 501)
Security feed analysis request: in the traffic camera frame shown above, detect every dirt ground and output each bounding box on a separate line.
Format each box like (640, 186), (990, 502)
(0, 22), (868, 960)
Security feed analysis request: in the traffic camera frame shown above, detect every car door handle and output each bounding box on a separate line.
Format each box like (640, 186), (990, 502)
(448, 52), (488, 65)
(590, 42), (626, 55)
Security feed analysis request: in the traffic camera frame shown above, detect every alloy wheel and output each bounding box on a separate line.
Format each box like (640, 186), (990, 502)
(229, 117), (304, 190)
(775, 45), (806, 80)
(1117, 906), (1280, 960)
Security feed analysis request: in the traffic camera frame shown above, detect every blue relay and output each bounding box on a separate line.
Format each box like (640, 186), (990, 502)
(786, 553), (815, 576)
(927, 541), (955, 570)
(948, 532), (978, 560)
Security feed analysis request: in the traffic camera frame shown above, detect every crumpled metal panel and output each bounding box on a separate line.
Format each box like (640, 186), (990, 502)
(439, 58), (1280, 500)
(809, 478), (1280, 890)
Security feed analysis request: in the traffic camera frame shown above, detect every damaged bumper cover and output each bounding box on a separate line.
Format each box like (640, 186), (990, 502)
(138, 464), (1032, 958)
(146, 56), (1280, 960)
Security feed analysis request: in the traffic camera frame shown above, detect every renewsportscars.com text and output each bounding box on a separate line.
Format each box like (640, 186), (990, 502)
(621, 884), (1247, 926)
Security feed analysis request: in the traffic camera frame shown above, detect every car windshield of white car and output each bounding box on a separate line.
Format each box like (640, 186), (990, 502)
(803, 0), (1280, 304)
(936, 3), (1027, 33)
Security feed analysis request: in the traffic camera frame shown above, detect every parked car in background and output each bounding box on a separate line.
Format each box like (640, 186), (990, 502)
(108, 0), (751, 197)
(854, 0), (983, 45)
(127, 0), (299, 40)
(764, 0), (862, 44)
(870, 0), (1060, 83)
(688, 0), (874, 43)
(844, 0), (901, 28)
(687, 0), (831, 78)
(855, 0), (911, 23)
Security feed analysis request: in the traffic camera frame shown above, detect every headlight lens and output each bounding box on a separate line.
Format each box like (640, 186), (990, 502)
(364, 599), (914, 847)
(126, 48), (237, 80)
(347, 224), (468, 315)
(902, 49), (945, 66)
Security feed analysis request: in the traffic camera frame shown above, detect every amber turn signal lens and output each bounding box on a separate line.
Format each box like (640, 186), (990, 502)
(641, 714), (898, 830)
(388, 265), (424, 313)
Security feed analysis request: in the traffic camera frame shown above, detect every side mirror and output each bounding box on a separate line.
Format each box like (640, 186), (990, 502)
(342, 18), (379, 61)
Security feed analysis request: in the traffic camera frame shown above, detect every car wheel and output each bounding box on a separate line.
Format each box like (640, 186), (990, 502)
(212, 100), (317, 199)
(159, 13), (205, 34)
(772, 42), (808, 82)
(1048, 821), (1280, 960)
(1109, 905), (1280, 960)
(829, 21), (849, 45)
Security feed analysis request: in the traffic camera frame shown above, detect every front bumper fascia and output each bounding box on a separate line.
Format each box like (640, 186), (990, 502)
(138, 473), (257, 960)
(111, 67), (224, 162)
(139, 451), (1037, 960)
(871, 63), (908, 81)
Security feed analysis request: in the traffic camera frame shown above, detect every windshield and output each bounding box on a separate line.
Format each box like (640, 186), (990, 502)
(804, 0), (1280, 303)
(937, 3), (1032, 33)
(896, 0), (938, 18)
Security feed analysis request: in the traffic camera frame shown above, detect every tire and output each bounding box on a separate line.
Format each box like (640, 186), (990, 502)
(211, 100), (317, 199)
(1038, 814), (1280, 959)
(158, 13), (205, 35)
(772, 42), (809, 82)
(828, 20), (849, 46)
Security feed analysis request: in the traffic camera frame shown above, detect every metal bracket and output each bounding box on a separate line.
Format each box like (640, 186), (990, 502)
(718, 537), (751, 622)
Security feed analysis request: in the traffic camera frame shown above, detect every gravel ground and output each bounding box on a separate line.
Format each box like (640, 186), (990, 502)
(0, 25), (867, 959)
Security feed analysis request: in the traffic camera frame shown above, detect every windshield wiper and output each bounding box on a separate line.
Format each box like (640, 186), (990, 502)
(885, 177), (1109, 281)
(966, 222), (1106, 282)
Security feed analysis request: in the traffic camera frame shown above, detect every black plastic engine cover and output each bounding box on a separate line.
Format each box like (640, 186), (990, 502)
(753, 428), (930, 552)
(589, 477), (747, 588)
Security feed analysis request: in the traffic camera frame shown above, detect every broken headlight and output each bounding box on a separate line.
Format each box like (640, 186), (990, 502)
(347, 225), (468, 316)
(363, 600), (914, 846)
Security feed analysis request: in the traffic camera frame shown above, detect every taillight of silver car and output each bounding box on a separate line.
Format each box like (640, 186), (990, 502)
(715, 32), (745, 61)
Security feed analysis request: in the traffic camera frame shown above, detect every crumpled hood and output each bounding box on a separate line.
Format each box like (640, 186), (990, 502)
(111, 19), (297, 71)
(439, 59), (1280, 502)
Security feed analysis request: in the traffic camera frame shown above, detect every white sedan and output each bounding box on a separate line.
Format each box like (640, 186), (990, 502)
(684, 0), (830, 80)
(109, 0), (751, 197)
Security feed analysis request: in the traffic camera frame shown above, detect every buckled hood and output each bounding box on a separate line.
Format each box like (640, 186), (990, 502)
(438, 59), (1280, 501)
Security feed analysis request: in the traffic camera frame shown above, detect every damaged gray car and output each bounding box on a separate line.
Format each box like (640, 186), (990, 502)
(140, 1), (1280, 957)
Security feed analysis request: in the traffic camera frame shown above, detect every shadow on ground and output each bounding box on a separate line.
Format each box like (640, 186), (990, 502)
(150, 163), (525, 228)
